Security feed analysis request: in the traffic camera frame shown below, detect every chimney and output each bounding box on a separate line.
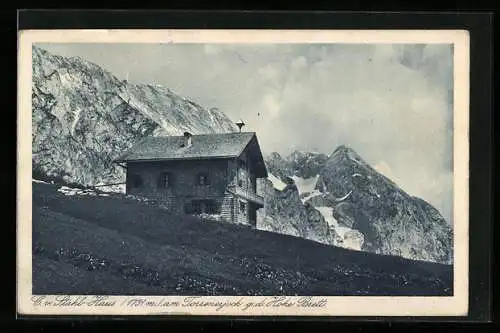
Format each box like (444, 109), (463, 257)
(183, 131), (193, 147)
(235, 119), (245, 132)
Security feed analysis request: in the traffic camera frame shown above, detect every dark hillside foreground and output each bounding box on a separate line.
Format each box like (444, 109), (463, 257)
(32, 181), (453, 296)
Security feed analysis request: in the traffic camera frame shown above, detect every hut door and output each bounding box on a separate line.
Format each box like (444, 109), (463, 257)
(248, 203), (256, 226)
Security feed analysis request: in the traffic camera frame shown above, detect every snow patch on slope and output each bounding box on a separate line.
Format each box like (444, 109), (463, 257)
(33, 179), (50, 184)
(58, 186), (97, 197)
(334, 190), (353, 202)
(292, 175), (323, 203)
(301, 190), (322, 203)
(292, 175), (319, 195)
(70, 107), (82, 137)
(268, 173), (287, 191)
(95, 183), (126, 194)
(315, 206), (364, 251)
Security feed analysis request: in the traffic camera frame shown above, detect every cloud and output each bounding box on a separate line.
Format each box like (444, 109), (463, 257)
(36, 42), (454, 221)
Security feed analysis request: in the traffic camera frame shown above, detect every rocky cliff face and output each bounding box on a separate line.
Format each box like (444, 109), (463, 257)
(256, 177), (340, 246)
(265, 151), (328, 179)
(32, 46), (237, 189)
(287, 151), (329, 179)
(260, 151), (363, 251)
(261, 146), (453, 264)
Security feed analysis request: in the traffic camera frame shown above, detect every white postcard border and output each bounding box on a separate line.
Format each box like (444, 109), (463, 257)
(17, 29), (470, 317)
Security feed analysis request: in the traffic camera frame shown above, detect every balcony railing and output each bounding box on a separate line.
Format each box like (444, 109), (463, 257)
(227, 184), (264, 207)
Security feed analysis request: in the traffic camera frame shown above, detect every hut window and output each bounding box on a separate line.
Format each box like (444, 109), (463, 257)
(158, 172), (172, 188)
(205, 200), (219, 214)
(129, 174), (143, 189)
(197, 172), (210, 186)
(239, 201), (246, 215)
(185, 199), (219, 215)
(190, 200), (202, 214)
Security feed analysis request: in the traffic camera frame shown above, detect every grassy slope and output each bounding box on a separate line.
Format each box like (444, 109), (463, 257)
(32, 181), (453, 296)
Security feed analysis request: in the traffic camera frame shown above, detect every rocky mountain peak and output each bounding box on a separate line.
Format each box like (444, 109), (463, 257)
(329, 145), (366, 165)
(267, 151), (284, 161)
(284, 150), (329, 179)
(32, 46), (237, 187)
(287, 149), (327, 160)
(264, 143), (453, 264)
(287, 149), (310, 162)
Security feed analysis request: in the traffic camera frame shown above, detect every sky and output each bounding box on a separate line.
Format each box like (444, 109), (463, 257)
(37, 42), (454, 223)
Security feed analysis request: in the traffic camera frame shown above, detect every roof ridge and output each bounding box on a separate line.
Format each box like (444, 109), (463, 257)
(234, 132), (257, 157)
(113, 131), (259, 164)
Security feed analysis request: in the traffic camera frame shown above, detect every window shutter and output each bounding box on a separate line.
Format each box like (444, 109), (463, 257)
(166, 173), (171, 187)
(157, 173), (164, 188)
(157, 172), (171, 188)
